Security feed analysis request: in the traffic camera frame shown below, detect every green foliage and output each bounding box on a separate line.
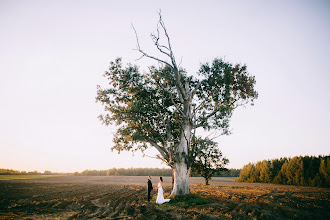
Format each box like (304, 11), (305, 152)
(237, 155), (330, 188)
(259, 160), (271, 183)
(191, 137), (229, 185)
(96, 59), (183, 155)
(96, 58), (257, 165)
(169, 193), (210, 206)
(214, 168), (240, 177)
(281, 156), (304, 185)
(319, 157), (330, 186)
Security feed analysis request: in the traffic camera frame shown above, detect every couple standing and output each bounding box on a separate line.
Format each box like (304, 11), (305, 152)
(147, 176), (170, 204)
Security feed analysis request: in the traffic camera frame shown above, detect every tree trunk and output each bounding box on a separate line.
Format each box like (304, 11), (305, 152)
(172, 169), (174, 189)
(171, 161), (191, 196)
(170, 121), (192, 196)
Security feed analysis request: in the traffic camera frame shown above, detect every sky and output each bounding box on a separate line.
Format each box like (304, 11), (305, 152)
(0, 0), (329, 172)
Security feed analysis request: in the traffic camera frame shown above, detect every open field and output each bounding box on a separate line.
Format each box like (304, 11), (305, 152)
(0, 176), (329, 219)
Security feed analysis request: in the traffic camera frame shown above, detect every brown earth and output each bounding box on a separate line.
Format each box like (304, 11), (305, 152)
(0, 176), (329, 219)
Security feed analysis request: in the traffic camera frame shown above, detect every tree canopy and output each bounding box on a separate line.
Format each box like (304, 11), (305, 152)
(96, 57), (257, 166)
(96, 13), (257, 195)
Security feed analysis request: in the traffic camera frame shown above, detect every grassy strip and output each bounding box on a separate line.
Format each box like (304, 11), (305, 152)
(169, 193), (210, 206)
(0, 175), (60, 180)
(152, 193), (210, 209)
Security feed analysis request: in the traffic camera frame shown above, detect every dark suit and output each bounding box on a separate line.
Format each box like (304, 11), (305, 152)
(147, 179), (153, 201)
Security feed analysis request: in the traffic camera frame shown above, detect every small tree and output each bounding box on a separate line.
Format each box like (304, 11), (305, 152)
(43, 170), (52, 175)
(191, 137), (229, 185)
(319, 157), (330, 187)
(259, 160), (271, 183)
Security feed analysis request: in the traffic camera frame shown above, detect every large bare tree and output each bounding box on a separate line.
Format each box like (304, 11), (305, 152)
(96, 13), (258, 195)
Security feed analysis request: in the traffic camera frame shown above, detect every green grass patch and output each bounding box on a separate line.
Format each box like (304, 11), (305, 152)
(0, 175), (59, 180)
(169, 193), (210, 207)
(152, 192), (210, 209)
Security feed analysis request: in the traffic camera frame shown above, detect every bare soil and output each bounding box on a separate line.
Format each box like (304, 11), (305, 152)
(0, 176), (329, 219)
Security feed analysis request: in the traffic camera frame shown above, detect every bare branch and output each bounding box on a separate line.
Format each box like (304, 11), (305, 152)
(135, 53), (145, 61)
(156, 11), (186, 100)
(204, 129), (218, 139)
(158, 11), (176, 67)
(131, 23), (173, 68)
(131, 23), (142, 50)
(209, 129), (231, 140)
(132, 12), (186, 104)
(178, 56), (183, 69)
(145, 137), (169, 161)
(150, 25), (172, 58)
(143, 154), (161, 160)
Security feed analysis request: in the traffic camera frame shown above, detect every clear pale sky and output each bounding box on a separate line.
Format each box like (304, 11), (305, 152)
(1, 0), (329, 172)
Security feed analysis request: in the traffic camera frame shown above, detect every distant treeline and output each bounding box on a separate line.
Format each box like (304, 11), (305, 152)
(236, 155), (330, 188)
(0, 169), (61, 175)
(223, 168), (241, 177)
(74, 168), (172, 176)
(191, 168), (240, 178)
(73, 168), (241, 177)
(1, 167), (241, 177)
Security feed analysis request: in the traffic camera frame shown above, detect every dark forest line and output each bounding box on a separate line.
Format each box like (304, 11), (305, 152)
(73, 168), (241, 177)
(236, 155), (330, 188)
(0, 168), (240, 177)
(0, 169), (59, 175)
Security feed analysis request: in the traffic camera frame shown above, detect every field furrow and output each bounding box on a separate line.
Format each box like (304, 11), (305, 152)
(0, 176), (329, 219)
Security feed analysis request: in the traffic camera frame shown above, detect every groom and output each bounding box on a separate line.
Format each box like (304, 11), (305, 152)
(147, 176), (153, 202)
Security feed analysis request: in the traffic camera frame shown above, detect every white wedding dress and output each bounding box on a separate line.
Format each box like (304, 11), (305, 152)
(156, 182), (170, 204)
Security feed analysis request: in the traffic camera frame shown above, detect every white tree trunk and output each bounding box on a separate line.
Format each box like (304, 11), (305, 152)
(171, 160), (191, 196)
(171, 122), (191, 196)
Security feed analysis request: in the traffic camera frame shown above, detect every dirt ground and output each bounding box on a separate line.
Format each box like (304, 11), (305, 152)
(0, 176), (329, 219)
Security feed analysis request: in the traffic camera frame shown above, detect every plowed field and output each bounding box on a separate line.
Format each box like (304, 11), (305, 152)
(0, 176), (329, 219)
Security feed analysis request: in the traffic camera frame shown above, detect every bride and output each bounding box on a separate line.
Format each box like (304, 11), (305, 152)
(156, 177), (170, 204)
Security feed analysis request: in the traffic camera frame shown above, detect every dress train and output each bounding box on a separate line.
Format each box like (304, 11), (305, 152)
(156, 182), (170, 204)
